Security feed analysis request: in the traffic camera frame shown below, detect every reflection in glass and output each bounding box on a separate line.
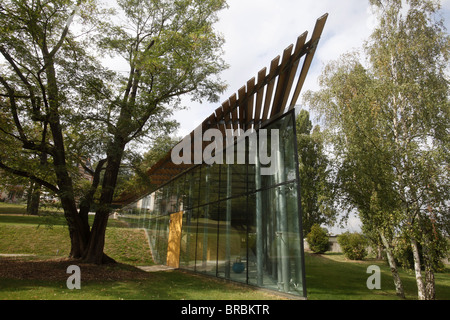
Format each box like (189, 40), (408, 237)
(120, 111), (305, 297)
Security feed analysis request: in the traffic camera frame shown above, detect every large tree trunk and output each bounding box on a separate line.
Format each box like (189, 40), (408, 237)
(379, 231), (405, 298)
(26, 181), (40, 216)
(82, 208), (115, 264)
(422, 231), (436, 300)
(82, 140), (125, 264)
(411, 238), (426, 300)
(44, 51), (91, 260)
(425, 266), (436, 300)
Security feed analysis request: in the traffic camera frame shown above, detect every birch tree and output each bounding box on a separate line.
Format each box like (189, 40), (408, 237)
(296, 109), (336, 235)
(304, 0), (449, 299)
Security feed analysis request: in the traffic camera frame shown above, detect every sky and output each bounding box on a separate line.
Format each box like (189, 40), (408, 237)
(173, 0), (449, 140)
(174, 0), (377, 138)
(169, 0), (449, 234)
(172, 0), (379, 234)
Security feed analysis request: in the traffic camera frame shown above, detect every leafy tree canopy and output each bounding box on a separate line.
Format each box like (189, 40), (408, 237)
(0, 0), (228, 263)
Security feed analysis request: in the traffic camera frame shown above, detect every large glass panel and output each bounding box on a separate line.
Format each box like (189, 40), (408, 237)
(135, 198), (144, 228)
(153, 214), (170, 265)
(159, 185), (169, 215)
(170, 182), (180, 214)
(218, 164), (229, 201)
(218, 154), (247, 200)
(195, 202), (219, 276)
(260, 112), (297, 189)
(122, 110), (305, 298)
(247, 192), (260, 287)
(284, 182), (305, 296)
(149, 215), (158, 256)
(179, 208), (197, 270)
(176, 174), (187, 212)
(199, 164), (221, 205)
(216, 200), (228, 278)
(140, 195), (152, 229)
(179, 209), (190, 268)
(199, 165), (208, 207)
(192, 167), (201, 209)
(217, 196), (248, 284)
(184, 167), (201, 209)
(229, 195), (248, 284)
(281, 114), (298, 183)
(247, 182), (304, 296)
(231, 165), (247, 198)
(153, 189), (163, 216)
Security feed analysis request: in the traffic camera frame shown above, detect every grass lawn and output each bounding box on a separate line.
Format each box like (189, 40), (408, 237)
(305, 252), (450, 300)
(0, 205), (280, 300)
(0, 202), (449, 300)
(0, 264), (281, 300)
(0, 204), (153, 266)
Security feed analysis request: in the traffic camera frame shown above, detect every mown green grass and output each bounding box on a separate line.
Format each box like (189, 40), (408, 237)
(0, 212), (154, 266)
(0, 206), (280, 300)
(304, 252), (450, 300)
(0, 203), (449, 300)
(0, 271), (283, 300)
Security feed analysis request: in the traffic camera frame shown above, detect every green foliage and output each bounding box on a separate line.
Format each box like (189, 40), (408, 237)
(392, 227), (449, 273)
(0, 0), (228, 197)
(337, 232), (368, 260)
(306, 224), (329, 254)
(303, 0), (449, 299)
(296, 110), (336, 235)
(0, 0), (228, 260)
(115, 135), (182, 199)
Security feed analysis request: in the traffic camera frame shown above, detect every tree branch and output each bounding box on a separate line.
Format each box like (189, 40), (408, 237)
(0, 45), (39, 113)
(0, 160), (59, 193)
(78, 158), (107, 219)
(38, 0), (82, 75)
(0, 74), (27, 142)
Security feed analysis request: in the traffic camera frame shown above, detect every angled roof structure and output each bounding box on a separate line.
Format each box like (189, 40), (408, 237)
(115, 13), (328, 206)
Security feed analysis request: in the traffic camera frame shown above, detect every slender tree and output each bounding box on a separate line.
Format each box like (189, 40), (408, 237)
(366, 0), (449, 300)
(304, 0), (449, 299)
(305, 55), (406, 297)
(296, 109), (336, 235)
(0, 0), (228, 264)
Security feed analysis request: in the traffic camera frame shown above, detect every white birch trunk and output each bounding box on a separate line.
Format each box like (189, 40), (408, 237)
(411, 238), (426, 300)
(379, 231), (405, 298)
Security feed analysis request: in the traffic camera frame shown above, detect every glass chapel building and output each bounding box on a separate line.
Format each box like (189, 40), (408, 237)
(118, 15), (328, 298)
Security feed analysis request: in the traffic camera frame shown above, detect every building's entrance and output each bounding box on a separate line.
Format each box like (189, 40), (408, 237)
(166, 211), (183, 268)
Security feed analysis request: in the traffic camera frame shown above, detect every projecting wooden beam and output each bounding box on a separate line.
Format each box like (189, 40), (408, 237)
(289, 13), (328, 109)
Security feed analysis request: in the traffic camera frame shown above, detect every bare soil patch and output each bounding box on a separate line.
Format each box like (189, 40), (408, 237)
(0, 257), (153, 281)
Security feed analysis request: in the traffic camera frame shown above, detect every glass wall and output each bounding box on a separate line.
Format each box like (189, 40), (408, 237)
(119, 110), (306, 297)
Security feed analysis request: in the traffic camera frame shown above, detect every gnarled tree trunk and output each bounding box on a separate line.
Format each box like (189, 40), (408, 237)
(81, 139), (125, 264)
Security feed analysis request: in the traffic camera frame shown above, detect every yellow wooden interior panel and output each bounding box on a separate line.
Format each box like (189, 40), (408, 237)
(167, 211), (183, 268)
